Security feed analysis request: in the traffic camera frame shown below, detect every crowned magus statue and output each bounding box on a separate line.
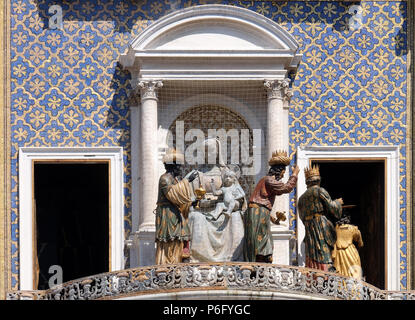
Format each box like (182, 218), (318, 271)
(244, 150), (299, 263)
(155, 148), (198, 264)
(298, 165), (343, 272)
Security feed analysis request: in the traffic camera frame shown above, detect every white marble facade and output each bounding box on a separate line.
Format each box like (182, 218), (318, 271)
(121, 5), (301, 267)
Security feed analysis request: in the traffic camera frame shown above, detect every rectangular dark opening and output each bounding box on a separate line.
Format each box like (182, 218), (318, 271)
(34, 162), (109, 290)
(311, 160), (385, 289)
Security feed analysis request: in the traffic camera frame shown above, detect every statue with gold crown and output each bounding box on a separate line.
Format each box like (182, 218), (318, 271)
(298, 165), (343, 272)
(155, 148), (198, 264)
(244, 150), (299, 263)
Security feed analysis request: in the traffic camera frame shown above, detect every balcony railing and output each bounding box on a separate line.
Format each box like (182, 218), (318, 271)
(7, 263), (415, 300)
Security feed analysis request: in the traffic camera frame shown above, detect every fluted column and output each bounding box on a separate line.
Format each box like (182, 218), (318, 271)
(138, 80), (163, 230)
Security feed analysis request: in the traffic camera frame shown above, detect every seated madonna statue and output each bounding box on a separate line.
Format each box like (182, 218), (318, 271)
(184, 138), (247, 262)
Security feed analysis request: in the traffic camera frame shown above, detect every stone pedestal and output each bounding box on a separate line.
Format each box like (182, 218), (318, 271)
(135, 229), (156, 266)
(127, 229), (156, 267)
(271, 227), (294, 265)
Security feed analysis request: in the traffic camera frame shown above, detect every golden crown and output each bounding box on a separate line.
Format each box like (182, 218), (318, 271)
(268, 150), (290, 166)
(304, 165), (320, 180)
(162, 148), (185, 164)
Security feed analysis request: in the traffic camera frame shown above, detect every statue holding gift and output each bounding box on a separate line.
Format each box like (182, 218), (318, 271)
(298, 165), (343, 272)
(155, 148), (198, 264)
(244, 150), (299, 263)
(332, 215), (364, 279)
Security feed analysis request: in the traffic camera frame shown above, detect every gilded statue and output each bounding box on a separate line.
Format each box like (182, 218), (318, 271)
(244, 150), (299, 263)
(155, 149), (198, 264)
(298, 165), (343, 272)
(332, 215), (364, 279)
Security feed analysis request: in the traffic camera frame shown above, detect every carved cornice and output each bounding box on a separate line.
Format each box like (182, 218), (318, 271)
(264, 79), (292, 101)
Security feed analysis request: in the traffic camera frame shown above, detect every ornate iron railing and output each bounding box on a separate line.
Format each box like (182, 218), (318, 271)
(6, 263), (415, 300)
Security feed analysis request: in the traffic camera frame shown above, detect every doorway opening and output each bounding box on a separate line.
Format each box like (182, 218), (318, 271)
(310, 160), (385, 289)
(34, 161), (110, 290)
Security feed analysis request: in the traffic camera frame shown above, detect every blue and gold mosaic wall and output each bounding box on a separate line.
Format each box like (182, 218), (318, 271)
(10, 0), (409, 289)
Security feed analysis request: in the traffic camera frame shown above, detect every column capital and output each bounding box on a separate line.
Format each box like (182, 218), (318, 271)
(138, 80), (163, 101)
(264, 79), (291, 101)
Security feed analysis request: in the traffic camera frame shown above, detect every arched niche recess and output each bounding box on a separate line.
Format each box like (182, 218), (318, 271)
(121, 5), (302, 268)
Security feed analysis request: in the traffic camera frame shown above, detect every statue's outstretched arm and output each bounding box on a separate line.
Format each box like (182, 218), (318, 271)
(319, 188), (342, 219)
(184, 169), (196, 179)
(266, 174), (298, 196)
(353, 227), (364, 248)
(210, 178), (222, 196)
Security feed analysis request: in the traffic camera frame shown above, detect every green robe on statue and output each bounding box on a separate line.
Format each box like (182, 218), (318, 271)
(155, 173), (192, 242)
(244, 204), (273, 261)
(155, 173), (192, 264)
(244, 174), (297, 262)
(298, 185), (342, 268)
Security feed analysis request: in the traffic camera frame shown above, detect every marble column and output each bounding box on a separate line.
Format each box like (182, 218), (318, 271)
(127, 87), (141, 267)
(264, 78), (294, 265)
(128, 80), (162, 267)
(138, 80), (163, 230)
(264, 79), (291, 162)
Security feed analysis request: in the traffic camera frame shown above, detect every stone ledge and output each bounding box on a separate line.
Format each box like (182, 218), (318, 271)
(7, 263), (415, 300)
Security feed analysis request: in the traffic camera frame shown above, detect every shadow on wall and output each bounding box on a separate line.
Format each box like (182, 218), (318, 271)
(394, 1), (408, 57)
(109, 62), (132, 140)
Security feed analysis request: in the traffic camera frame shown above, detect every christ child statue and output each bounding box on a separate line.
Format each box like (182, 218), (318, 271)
(208, 170), (244, 221)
